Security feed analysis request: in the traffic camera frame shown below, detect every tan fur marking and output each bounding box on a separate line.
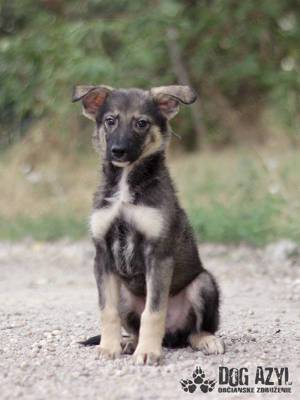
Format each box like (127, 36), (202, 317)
(112, 161), (130, 167)
(140, 126), (164, 160)
(98, 126), (107, 154)
(150, 85), (197, 104)
(133, 259), (172, 365)
(98, 274), (122, 359)
(133, 310), (166, 364)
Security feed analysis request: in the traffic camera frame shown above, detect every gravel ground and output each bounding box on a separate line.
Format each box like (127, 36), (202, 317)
(0, 240), (299, 400)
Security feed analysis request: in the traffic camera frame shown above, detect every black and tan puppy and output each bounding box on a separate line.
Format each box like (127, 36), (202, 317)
(73, 84), (225, 365)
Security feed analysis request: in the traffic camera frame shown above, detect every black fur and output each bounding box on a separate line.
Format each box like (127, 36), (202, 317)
(79, 335), (101, 346)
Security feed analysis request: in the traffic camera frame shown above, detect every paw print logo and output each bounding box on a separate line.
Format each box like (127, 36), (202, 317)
(180, 379), (197, 393)
(180, 366), (216, 394)
(200, 378), (216, 393)
(193, 366), (206, 384)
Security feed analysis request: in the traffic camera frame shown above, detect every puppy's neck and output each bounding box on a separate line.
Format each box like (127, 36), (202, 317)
(102, 151), (166, 188)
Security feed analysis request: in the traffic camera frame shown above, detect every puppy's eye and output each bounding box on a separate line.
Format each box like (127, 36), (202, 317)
(105, 117), (116, 127)
(136, 119), (149, 129)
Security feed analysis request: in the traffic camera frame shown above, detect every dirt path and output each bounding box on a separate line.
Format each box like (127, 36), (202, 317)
(0, 240), (299, 400)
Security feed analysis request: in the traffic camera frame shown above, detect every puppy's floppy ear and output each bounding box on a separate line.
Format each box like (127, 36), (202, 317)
(150, 85), (197, 120)
(72, 85), (113, 121)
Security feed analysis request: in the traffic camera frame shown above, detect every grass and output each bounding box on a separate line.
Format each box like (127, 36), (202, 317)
(1, 128), (300, 245)
(170, 147), (300, 245)
(0, 214), (87, 241)
(188, 198), (280, 245)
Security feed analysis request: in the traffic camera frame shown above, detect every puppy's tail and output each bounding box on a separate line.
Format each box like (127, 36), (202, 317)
(79, 335), (101, 346)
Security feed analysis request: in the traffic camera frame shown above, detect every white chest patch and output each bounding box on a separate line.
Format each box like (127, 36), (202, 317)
(90, 168), (164, 240)
(122, 203), (163, 239)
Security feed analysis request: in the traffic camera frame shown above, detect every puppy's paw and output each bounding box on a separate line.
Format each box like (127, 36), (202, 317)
(132, 347), (161, 365)
(121, 336), (137, 355)
(97, 344), (121, 360)
(200, 336), (225, 355)
(189, 332), (225, 355)
(180, 379), (197, 393)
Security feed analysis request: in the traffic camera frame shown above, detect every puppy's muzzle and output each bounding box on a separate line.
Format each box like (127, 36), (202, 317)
(111, 145), (128, 162)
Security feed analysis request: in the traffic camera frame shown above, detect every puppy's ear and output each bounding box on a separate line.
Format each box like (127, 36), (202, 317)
(150, 85), (197, 120)
(72, 85), (113, 121)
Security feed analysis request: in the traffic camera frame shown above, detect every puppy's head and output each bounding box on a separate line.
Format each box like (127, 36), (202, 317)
(72, 85), (197, 167)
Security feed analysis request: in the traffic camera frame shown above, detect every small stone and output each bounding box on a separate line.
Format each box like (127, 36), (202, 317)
(54, 361), (61, 367)
(31, 349), (39, 357)
(44, 332), (52, 340)
(20, 361), (29, 370)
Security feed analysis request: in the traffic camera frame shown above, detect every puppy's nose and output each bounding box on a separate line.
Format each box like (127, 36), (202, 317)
(111, 145), (127, 160)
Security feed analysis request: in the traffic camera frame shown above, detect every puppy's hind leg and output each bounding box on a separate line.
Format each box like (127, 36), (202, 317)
(187, 271), (225, 355)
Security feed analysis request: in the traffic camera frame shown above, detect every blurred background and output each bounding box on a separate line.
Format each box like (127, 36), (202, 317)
(0, 0), (299, 245)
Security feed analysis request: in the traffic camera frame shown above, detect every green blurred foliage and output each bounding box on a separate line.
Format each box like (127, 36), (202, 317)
(0, 213), (87, 241)
(2, 196), (298, 245)
(0, 0), (299, 147)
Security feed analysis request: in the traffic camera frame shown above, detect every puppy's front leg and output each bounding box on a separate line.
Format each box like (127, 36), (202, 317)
(94, 244), (122, 359)
(133, 256), (173, 365)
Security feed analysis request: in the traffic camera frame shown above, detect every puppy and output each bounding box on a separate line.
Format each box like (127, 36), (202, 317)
(73, 85), (225, 365)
